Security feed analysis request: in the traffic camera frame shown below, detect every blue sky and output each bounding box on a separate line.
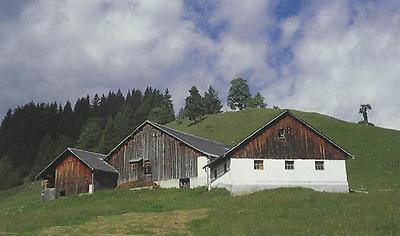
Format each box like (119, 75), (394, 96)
(0, 0), (399, 130)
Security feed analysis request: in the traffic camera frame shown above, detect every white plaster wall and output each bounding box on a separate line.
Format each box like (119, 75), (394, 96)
(212, 158), (349, 195)
(210, 159), (232, 191)
(157, 179), (179, 188)
(190, 156), (209, 188)
(157, 156), (210, 189)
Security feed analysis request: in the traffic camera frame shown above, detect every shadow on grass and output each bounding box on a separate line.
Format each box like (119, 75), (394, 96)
(188, 116), (207, 127)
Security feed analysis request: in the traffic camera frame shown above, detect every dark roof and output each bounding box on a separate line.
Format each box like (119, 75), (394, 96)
(150, 121), (229, 157)
(106, 120), (229, 159)
(36, 148), (117, 179)
(68, 148), (117, 173)
(205, 110), (353, 168)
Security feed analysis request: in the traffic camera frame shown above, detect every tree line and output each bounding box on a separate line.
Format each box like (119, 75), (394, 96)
(0, 78), (266, 189)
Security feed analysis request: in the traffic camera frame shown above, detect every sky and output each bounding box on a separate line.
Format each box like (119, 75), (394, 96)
(0, 0), (399, 130)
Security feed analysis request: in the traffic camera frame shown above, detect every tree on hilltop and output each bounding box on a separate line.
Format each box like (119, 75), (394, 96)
(227, 78), (251, 110)
(203, 85), (222, 114)
(184, 86), (204, 122)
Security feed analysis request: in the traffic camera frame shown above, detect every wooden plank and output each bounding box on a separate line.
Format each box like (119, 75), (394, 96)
(228, 114), (348, 160)
(107, 123), (203, 185)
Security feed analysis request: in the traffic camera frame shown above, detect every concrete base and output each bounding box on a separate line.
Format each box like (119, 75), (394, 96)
(157, 179), (180, 188)
(219, 182), (349, 195)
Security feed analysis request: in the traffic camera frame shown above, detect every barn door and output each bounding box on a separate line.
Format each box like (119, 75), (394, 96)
(179, 178), (190, 188)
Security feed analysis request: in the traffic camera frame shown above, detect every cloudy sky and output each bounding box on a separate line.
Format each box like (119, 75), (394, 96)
(0, 0), (399, 130)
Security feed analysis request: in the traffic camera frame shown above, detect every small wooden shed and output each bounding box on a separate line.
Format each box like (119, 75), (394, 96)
(36, 148), (118, 199)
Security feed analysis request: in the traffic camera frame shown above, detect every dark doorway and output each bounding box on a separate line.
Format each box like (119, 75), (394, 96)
(179, 178), (190, 188)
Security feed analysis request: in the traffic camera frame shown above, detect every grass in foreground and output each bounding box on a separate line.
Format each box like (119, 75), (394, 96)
(0, 184), (398, 235)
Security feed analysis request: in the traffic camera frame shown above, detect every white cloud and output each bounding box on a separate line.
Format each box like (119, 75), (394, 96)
(0, 0), (399, 130)
(267, 1), (400, 129)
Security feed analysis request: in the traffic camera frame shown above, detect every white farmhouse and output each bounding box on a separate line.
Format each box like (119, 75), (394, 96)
(205, 110), (352, 195)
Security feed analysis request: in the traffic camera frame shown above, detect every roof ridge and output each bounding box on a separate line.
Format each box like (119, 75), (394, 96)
(105, 121), (149, 157)
(149, 120), (229, 148)
(68, 147), (106, 158)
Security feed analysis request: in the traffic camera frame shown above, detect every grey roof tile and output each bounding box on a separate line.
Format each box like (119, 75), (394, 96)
(68, 148), (117, 173)
(150, 122), (229, 157)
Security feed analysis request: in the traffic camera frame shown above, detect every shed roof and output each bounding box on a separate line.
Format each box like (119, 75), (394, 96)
(106, 120), (229, 159)
(36, 148), (117, 179)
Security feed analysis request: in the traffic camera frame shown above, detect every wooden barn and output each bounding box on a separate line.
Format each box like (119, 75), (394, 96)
(105, 120), (228, 188)
(207, 110), (353, 195)
(36, 148), (118, 200)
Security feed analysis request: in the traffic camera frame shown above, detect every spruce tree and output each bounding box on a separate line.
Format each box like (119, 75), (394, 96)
(99, 116), (117, 154)
(184, 86), (204, 122)
(203, 85), (222, 114)
(76, 118), (102, 153)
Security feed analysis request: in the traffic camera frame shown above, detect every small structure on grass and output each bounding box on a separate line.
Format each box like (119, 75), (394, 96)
(36, 148), (118, 200)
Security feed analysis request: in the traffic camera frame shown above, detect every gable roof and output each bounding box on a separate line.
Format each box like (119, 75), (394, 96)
(106, 120), (229, 159)
(36, 148), (117, 179)
(205, 110), (353, 168)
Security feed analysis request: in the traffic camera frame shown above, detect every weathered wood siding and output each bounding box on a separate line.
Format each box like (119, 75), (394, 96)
(108, 124), (203, 185)
(229, 114), (348, 160)
(55, 155), (92, 197)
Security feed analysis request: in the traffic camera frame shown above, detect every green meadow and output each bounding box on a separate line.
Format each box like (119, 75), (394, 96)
(0, 108), (399, 235)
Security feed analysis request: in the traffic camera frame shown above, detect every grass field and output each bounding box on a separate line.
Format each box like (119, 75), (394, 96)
(0, 108), (399, 235)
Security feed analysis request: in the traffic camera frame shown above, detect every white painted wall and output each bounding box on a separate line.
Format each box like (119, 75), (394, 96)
(157, 179), (180, 188)
(210, 158), (349, 195)
(190, 156), (209, 188)
(157, 156), (210, 189)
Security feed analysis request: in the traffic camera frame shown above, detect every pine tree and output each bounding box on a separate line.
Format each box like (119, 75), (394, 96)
(99, 116), (117, 154)
(203, 85), (222, 114)
(227, 78), (251, 110)
(113, 111), (130, 142)
(148, 106), (174, 125)
(76, 118), (102, 153)
(184, 86), (204, 122)
(248, 92), (267, 108)
(91, 94), (100, 115)
(176, 107), (186, 120)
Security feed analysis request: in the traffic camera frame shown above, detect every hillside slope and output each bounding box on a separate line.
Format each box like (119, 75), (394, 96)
(0, 108), (399, 235)
(168, 108), (400, 191)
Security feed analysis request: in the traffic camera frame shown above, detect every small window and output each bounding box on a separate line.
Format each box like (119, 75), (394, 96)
(254, 160), (264, 170)
(59, 190), (66, 197)
(214, 169), (218, 179)
(278, 128), (285, 139)
(224, 163), (228, 173)
(315, 161), (324, 170)
(179, 178), (190, 188)
(144, 161), (151, 175)
(285, 160), (294, 170)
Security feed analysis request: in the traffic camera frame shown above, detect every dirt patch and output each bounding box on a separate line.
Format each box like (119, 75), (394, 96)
(40, 208), (209, 235)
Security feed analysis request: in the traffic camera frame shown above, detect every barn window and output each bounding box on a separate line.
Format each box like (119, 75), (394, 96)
(278, 128), (285, 139)
(144, 161), (151, 175)
(254, 160), (264, 170)
(315, 161), (324, 170)
(224, 163), (228, 173)
(285, 160), (294, 170)
(214, 169), (217, 179)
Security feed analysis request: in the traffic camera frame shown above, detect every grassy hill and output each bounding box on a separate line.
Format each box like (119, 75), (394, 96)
(0, 108), (399, 235)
